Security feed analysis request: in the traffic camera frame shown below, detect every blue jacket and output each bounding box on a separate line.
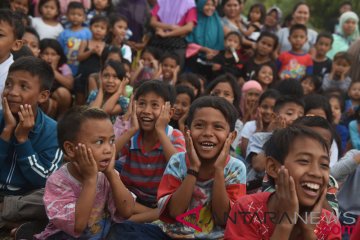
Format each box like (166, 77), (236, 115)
(0, 108), (63, 195)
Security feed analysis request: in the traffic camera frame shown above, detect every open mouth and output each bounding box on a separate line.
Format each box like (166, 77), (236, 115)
(140, 117), (153, 125)
(99, 159), (110, 168)
(301, 182), (320, 197)
(199, 141), (216, 150)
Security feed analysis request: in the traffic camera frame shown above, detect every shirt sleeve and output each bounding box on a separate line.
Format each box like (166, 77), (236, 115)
(170, 129), (186, 152)
(183, 7), (197, 25)
(151, 4), (159, 18)
(60, 64), (73, 76)
(224, 158), (247, 206)
(306, 56), (314, 75)
(86, 90), (97, 105)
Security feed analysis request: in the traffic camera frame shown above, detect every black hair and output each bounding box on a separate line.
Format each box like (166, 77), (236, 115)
(355, 107), (360, 123)
(293, 116), (334, 143)
(107, 14), (128, 44)
(333, 51), (352, 65)
(205, 73), (241, 116)
(303, 94), (333, 123)
(186, 96), (238, 132)
(160, 52), (180, 66)
(39, 38), (67, 67)
(141, 47), (161, 61)
(175, 85), (195, 103)
(38, 0), (60, 19)
(225, 31), (243, 46)
(13, 10), (30, 26)
(291, 2), (310, 16)
(274, 78), (304, 98)
(257, 31), (279, 51)
(177, 72), (202, 98)
(24, 26), (40, 44)
(100, 45), (122, 66)
(134, 80), (176, 105)
(248, 3), (266, 24)
(12, 45), (33, 60)
(326, 93), (345, 113)
(316, 32), (334, 45)
(90, 14), (109, 27)
(0, 9), (24, 40)
(264, 125), (329, 165)
(274, 95), (305, 113)
(67, 1), (85, 13)
(57, 106), (110, 152)
(255, 63), (276, 86)
(101, 60), (126, 80)
(8, 56), (54, 91)
(300, 75), (322, 93)
(289, 23), (307, 36)
(90, 0), (113, 13)
(121, 58), (131, 69)
(340, 1), (352, 8)
(259, 89), (281, 105)
(221, 0), (243, 8)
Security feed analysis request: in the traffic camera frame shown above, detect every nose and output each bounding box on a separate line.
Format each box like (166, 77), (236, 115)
(103, 143), (112, 154)
(307, 162), (322, 178)
(202, 125), (214, 137)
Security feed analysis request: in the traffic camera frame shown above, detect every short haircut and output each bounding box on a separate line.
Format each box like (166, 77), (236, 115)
(293, 115), (334, 143)
(303, 94), (333, 123)
(177, 72), (201, 98)
(101, 60), (126, 80)
(0, 9), (24, 40)
(134, 80), (176, 105)
(141, 47), (161, 61)
(274, 78), (304, 98)
(225, 31), (243, 45)
(300, 75), (322, 93)
(90, 14), (109, 27)
(160, 52), (180, 66)
(175, 85), (195, 103)
(38, 0), (60, 19)
(257, 31), (279, 50)
(316, 32), (334, 44)
(67, 1), (85, 13)
(39, 38), (67, 67)
(100, 45), (122, 66)
(289, 23), (307, 36)
(57, 106), (110, 152)
(333, 51), (352, 65)
(8, 56), (54, 91)
(186, 96), (238, 132)
(264, 125), (329, 165)
(24, 26), (40, 44)
(259, 89), (281, 105)
(274, 95), (305, 113)
(12, 45), (34, 60)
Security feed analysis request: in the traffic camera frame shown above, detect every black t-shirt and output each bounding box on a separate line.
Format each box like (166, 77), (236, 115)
(241, 57), (277, 81)
(212, 50), (244, 78)
(313, 58), (332, 78)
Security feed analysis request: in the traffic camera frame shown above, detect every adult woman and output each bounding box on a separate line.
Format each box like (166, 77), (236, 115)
(221, 0), (245, 35)
(148, 0), (197, 67)
(277, 2), (318, 53)
(327, 11), (359, 59)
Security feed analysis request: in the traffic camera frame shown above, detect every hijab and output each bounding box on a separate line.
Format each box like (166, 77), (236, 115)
(339, 11), (360, 44)
(157, 0), (196, 25)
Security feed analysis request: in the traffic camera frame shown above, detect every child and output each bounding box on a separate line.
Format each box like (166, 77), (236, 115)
(131, 47), (160, 85)
(345, 81), (360, 121)
(278, 24), (313, 81)
(87, 60), (129, 122)
(169, 85), (195, 134)
(154, 53), (180, 85)
(22, 27), (40, 57)
(0, 9), (23, 110)
(240, 3), (266, 41)
(0, 56), (62, 229)
(240, 80), (263, 123)
(322, 51), (352, 93)
(9, 0), (30, 14)
(300, 75), (322, 95)
(57, 2), (92, 76)
(212, 31), (244, 79)
(76, 15), (109, 105)
(35, 106), (134, 239)
(274, 95), (305, 126)
(86, 0), (113, 26)
(39, 39), (74, 119)
(349, 107), (360, 150)
(176, 72), (202, 98)
(313, 32), (333, 78)
(254, 63), (275, 90)
(31, 0), (63, 40)
(225, 126), (341, 239)
(115, 80), (186, 223)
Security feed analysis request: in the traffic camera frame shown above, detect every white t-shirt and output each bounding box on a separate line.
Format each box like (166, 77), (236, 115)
(31, 17), (64, 40)
(277, 27), (318, 53)
(0, 54), (14, 110)
(240, 120), (257, 139)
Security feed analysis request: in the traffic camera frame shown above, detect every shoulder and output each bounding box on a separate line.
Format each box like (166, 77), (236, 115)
(164, 152), (187, 178)
(234, 192), (271, 209)
(225, 156), (247, 179)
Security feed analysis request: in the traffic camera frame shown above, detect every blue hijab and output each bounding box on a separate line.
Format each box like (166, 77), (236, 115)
(186, 0), (224, 51)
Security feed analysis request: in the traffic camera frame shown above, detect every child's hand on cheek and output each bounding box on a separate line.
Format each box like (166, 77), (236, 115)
(268, 114), (287, 131)
(103, 145), (116, 177)
(117, 78), (129, 95)
(155, 101), (171, 133)
(73, 144), (98, 182)
(2, 97), (16, 130)
(130, 100), (139, 133)
(185, 130), (201, 172)
(14, 104), (35, 143)
(214, 133), (233, 171)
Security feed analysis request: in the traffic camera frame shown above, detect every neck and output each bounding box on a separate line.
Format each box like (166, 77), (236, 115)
(314, 54), (326, 62)
(71, 24), (82, 31)
(0, 53), (10, 65)
(291, 49), (304, 54)
(254, 54), (270, 63)
(67, 162), (84, 182)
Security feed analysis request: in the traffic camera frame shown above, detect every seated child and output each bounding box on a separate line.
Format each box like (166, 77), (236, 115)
(344, 81), (360, 125)
(225, 126), (341, 239)
(278, 24), (313, 81)
(176, 72), (202, 98)
(313, 32), (333, 78)
(22, 27), (40, 57)
(300, 75), (322, 95)
(153, 53), (180, 85)
(35, 106), (135, 239)
(0, 56), (63, 228)
(115, 80), (186, 223)
(131, 47), (160, 85)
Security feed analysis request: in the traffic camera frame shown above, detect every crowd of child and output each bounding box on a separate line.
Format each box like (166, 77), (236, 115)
(0, 0), (360, 239)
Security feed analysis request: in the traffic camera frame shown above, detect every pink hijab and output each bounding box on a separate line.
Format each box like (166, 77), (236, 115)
(157, 0), (196, 25)
(240, 80), (263, 121)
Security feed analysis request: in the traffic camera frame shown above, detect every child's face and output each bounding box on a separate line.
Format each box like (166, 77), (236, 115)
(314, 37), (332, 57)
(250, 7), (261, 22)
(332, 59), (350, 77)
(203, 0), (216, 17)
(190, 107), (231, 161)
(142, 52), (154, 67)
(10, 0), (29, 14)
(329, 97), (342, 125)
(282, 136), (330, 208)
(348, 82), (360, 101)
(2, 70), (49, 114)
(90, 21), (108, 40)
(162, 58), (177, 80)
(101, 66), (121, 94)
(123, 64), (131, 79)
(306, 108), (327, 120)
(342, 19), (357, 36)
(0, 20), (18, 63)
(210, 82), (234, 104)
(136, 92), (166, 132)
(277, 102), (304, 125)
(173, 93), (191, 121)
(40, 47), (59, 66)
(245, 89), (261, 106)
(106, 52), (122, 62)
(112, 20), (128, 42)
(75, 119), (115, 172)
(258, 97), (276, 124)
(224, 34), (241, 50)
(93, 0), (109, 11)
(288, 29), (307, 51)
(257, 36), (275, 57)
(67, 8), (85, 27)
(41, 0), (58, 20)
(257, 65), (273, 86)
(301, 77), (315, 95)
(22, 32), (40, 57)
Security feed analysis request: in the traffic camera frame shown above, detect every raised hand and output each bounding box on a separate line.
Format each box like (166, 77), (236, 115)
(14, 104), (35, 143)
(103, 144), (116, 177)
(214, 133), (233, 170)
(155, 101), (171, 132)
(130, 100), (139, 132)
(185, 130), (201, 171)
(73, 143), (98, 181)
(2, 97), (16, 130)
(118, 78), (129, 95)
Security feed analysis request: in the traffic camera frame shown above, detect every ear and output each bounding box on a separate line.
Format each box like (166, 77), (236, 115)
(37, 90), (50, 104)
(63, 141), (76, 158)
(229, 130), (237, 144)
(169, 107), (175, 118)
(11, 39), (23, 52)
(265, 156), (281, 180)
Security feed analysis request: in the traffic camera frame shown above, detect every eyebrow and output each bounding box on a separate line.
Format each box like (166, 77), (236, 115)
(295, 152), (330, 162)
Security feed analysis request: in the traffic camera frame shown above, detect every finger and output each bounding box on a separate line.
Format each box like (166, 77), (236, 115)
(87, 147), (97, 166)
(283, 167), (290, 197)
(72, 161), (81, 174)
(81, 144), (90, 164)
(277, 166), (285, 197)
(18, 111), (24, 123)
(289, 176), (297, 202)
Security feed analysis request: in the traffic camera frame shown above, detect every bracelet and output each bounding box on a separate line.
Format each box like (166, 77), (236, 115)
(187, 169), (199, 178)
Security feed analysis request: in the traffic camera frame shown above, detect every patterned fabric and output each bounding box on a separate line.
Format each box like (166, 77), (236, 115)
(277, 51), (313, 80)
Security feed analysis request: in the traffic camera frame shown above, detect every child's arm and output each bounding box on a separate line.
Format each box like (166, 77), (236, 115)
(89, 85), (104, 108)
(77, 40), (93, 62)
(331, 149), (360, 182)
(130, 60), (144, 85)
(52, 63), (74, 90)
(239, 24), (258, 37)
(102, 79), (129, 115)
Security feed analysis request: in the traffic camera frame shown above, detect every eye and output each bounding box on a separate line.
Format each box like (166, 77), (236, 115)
(110, 138), (115, 145)
(95, 140), (104, 145)
(320, 162), (330, 169)
(152, 103), (159, 108)
(297, 159), (309, 165)
(21, 84), (28, 90)
(194, 123), (203, 128)
(214, 124), (224, 130)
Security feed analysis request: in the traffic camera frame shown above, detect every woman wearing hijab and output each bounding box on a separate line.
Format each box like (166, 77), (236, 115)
(327, 11), (360, 60)
(148, 0), (197, 67)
